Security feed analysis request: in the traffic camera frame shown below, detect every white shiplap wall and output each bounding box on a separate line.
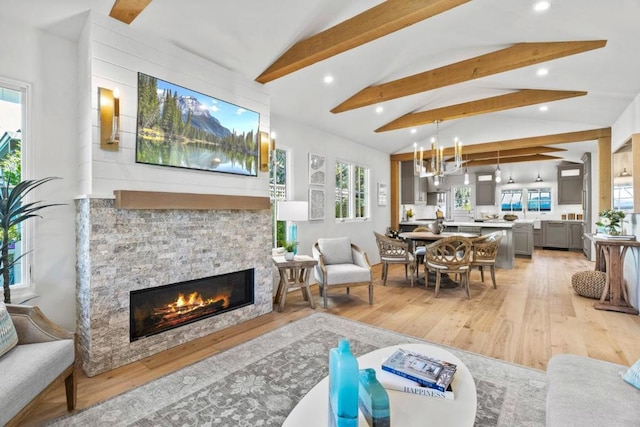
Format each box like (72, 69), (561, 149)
(81, 12), (271, 198)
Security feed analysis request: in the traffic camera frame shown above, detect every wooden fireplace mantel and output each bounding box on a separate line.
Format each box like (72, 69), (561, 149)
(113, 190), (271, 210)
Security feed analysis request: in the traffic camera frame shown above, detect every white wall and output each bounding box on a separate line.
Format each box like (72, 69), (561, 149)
(271, 114), (390, 265)
(0, 18), (79, 329)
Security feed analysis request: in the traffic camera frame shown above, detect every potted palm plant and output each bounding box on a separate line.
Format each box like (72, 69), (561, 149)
(0, 174), (61, 303)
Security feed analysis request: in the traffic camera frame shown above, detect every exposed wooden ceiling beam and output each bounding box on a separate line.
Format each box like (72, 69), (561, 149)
(445, 146), (567, 162)
(465, 154), (561, 167)
(390, 127), (611, 162)
(376, 89), (587, 132)
(333, 40), (606, 113)
(109, 0), (152, 24)
(255, 0), (470, 84)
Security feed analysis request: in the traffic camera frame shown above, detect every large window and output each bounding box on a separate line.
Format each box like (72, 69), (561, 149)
(335, 161), (369, 220)
(0, 81), (26, 290)
(501, 189), (523, 211)
(269, 147), (288, 247)
(527, 188), (552, 212)
(613, 183), (633, 212)
(453, 186), (472, 211)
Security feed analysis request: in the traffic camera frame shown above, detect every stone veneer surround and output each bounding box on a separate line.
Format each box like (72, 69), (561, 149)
(75, 198), (273, 377)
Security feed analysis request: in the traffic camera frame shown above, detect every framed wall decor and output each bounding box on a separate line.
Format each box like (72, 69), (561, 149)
(377, 183), (388, 206)
(309, 153), (326, 185)
(135, 72), (260, 176)
(309, 188), (325, 220)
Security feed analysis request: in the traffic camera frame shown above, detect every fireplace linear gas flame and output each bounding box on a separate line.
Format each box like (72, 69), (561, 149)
(152, 291), (231, 328)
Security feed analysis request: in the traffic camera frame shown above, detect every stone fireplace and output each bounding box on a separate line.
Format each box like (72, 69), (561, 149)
(75, 192), (272, 377)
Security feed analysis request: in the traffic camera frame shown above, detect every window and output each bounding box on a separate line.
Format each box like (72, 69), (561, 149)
(501, 189), (523, 211)
(0, 80), (26, 290)
(452, 186), (472, 211)
(269, 147), (288, 246)
(335, 161), (369, 220)
(613, 183), (633, 212)
(527, 188), (552, 212)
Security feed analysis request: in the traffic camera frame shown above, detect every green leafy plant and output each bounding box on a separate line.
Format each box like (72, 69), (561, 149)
(1, 176), (62, 303)
(596, 209), (626, 236)
(283, 241), (298, 253)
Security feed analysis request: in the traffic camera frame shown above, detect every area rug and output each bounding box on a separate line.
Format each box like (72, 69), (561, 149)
(49, 313), (546, 426)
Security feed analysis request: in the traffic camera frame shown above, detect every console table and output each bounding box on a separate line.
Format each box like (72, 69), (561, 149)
(586, 234), (639, 315)
(272, 255), (317, 312)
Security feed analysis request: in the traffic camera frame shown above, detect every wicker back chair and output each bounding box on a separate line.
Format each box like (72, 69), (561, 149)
(412, 226), (431, 276)
(425, 236), (473, 297)
(374, 232), (415, 287)
(470, 231), (503, 289)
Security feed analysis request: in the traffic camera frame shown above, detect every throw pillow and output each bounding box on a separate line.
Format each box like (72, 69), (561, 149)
(622, 358), (640, 390)
(0, 302), (18, 358)
(318, 237), (353, 265)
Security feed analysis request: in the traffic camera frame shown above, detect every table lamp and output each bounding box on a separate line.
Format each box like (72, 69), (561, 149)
(276, 200), (309, 254)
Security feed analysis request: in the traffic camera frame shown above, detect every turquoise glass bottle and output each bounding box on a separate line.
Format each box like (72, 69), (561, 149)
(358, 368), (391, 427)
(329, 338), (359, 427)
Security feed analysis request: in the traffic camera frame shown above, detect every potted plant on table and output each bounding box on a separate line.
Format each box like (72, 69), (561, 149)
(283, 241), (298, 261)
(596, 209), (626, 236)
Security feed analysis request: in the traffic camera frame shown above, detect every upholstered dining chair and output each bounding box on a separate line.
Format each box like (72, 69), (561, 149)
(411, 226), (431, 276)
(312, 237), (373, 309)
(425, 236), (473, 298)
(470, 231), (503, 289)
(373, 231), (415, 287)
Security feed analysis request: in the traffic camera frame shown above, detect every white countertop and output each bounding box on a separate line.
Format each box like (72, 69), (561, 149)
(443, 221), (515, 228)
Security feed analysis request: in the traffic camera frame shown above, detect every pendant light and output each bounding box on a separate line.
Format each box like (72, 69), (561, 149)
(463, 154), (469, 185)
(535, 173), (543, 182)
(507, 176), (514, 184)
(494, 150), (502, 183)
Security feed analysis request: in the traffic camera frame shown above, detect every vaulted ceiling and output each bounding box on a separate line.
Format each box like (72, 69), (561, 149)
(7, 0), (640, 171)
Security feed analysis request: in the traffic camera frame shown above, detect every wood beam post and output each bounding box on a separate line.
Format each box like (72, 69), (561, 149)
(633, 134), (640, 212)
(597, 136), (612, 212)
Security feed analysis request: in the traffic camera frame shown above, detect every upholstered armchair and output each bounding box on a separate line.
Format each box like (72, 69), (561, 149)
(312, 237), (373, 309)
(2, 304), (76, 426)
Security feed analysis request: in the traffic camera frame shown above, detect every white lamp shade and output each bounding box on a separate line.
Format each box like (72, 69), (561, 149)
(277, 201), (309, 221)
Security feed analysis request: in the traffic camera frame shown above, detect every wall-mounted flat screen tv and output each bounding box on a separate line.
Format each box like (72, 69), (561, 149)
(135, 72), (260, 176)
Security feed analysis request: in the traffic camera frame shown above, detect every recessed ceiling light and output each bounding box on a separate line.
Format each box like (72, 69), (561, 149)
(410, 128), (417, 134)
(375, 106), (384, 114)
(323, 75), (334, 84)
(539, 105), (548, 112)
(536, 68), (549, 77)
(533, 1), (550, 12)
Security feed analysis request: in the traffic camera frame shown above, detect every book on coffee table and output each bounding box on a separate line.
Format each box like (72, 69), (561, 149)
(381, 348), (457, 392)
(374, 365), (454, 399)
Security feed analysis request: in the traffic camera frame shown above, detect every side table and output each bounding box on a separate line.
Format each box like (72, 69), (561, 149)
(272, 255), (318, 312)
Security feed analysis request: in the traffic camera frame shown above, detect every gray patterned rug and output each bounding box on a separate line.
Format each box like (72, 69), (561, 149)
(49, 313), (546, 426)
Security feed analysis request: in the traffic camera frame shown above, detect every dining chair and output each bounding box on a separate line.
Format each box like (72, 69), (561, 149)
(411, 226), (431, 276)
(470, 231), (503, 289)
(425, 236), (473, 298)
(373, 232), (415, 287)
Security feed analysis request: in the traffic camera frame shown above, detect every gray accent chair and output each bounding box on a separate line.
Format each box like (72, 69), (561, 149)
(546, 354), (640, 426)
(312, 237), (373, 309)
(2, 305), (76, 426)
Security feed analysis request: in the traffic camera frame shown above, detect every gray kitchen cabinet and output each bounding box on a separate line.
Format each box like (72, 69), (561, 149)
(533, 228), (542, 247)
(569, 222), (584, 249)
(557, 164), (583, 205)
(400, 161), (426, 204)
(513, 223), (533, 256)
(542, 221), (569, 248)
(476, 172), (495, 205)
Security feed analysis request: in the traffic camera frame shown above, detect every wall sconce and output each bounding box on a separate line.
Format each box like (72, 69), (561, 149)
(99, 87), (120, 151)
(259, 131), (272, 172)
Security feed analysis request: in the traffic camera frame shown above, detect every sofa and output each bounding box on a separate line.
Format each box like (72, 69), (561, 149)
(1, 304), (76, 426)
(546, 354), (640, 426)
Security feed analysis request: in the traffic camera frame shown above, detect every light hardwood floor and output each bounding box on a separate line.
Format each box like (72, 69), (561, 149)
(27, 248), (640, 425)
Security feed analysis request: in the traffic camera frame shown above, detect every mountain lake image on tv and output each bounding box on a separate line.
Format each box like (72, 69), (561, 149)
(135, 72), (260, 176)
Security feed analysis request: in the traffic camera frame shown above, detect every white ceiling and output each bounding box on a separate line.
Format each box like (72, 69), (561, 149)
(5, 0), (640, 178)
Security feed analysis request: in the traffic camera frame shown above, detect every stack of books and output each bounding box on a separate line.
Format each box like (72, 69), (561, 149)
(377, 348), (457, 399)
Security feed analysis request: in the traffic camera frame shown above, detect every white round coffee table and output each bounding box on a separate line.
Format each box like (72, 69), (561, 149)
(283, 343), (477, 426)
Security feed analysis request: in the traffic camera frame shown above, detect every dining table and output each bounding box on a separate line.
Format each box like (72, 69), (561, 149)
(398, 231), (479, 287)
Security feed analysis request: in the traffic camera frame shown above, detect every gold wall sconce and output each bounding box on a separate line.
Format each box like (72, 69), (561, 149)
(259, 131), (275, 172)
(99, 87), (120, 151)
